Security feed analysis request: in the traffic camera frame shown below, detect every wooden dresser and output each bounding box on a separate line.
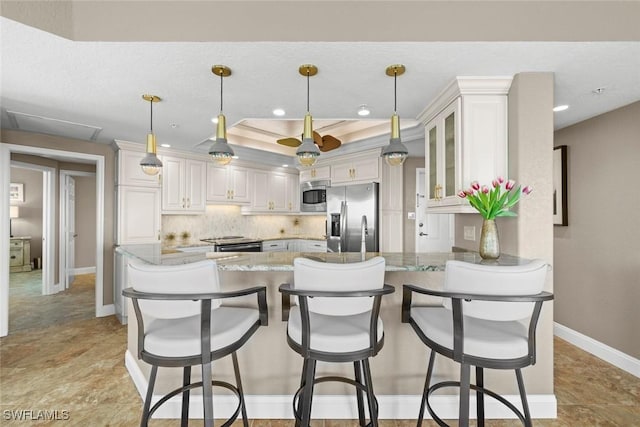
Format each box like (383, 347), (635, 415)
(10, 237), (32, 272)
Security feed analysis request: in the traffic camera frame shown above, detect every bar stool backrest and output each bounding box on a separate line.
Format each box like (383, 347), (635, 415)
(128, 259), (221, 320)
(443, 259), (548, 321)
(293, 256), (385, 316)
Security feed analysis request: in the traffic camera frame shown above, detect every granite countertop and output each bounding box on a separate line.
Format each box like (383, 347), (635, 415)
(116, 244), (527, 271)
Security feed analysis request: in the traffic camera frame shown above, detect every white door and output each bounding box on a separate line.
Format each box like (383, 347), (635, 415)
(64, 175), (76, 288)
(416, 169), (454, 252)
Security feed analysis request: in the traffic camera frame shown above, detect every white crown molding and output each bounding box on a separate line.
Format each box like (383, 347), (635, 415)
(417, 76), (513, 125)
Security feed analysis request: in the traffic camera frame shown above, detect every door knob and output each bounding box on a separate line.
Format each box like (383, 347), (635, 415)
(419, 222), (424, 227)
(419, 232), (428, 236)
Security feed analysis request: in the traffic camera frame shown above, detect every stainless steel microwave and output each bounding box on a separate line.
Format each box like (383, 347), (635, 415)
(300, 180), (329, 212)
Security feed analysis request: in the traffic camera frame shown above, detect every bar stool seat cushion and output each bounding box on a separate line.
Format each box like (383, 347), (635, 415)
(145, 306), (259, 358)
(287, 305), (383, 353)
(411, 306), (529, 360)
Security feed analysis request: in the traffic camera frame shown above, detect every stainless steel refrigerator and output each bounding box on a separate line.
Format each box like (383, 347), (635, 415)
(326, 182), (379, 253)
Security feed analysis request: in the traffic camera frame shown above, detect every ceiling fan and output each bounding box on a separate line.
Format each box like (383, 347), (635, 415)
(276, 130), (342, 152)
(276, 64), (342, 154)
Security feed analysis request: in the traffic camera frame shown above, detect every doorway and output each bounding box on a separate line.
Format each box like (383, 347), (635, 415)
(415, 168), (454, 252)
(1, 144), (106, 337)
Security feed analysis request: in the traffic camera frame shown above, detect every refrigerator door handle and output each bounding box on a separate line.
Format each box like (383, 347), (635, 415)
(340, 201), (347, 253)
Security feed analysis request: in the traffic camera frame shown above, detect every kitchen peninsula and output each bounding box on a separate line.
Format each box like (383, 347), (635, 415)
(117, 245), (555, 421)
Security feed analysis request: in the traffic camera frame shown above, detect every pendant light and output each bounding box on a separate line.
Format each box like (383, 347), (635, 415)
(209, 65), (235, 166)
(381, 64), (409, 166)
(296, 64), (321, 167)
(139, 94), (163, 176)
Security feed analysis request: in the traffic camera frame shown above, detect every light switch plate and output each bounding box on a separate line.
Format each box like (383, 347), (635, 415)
(464, 226), (476, 241)
(408, 212), (416, 220)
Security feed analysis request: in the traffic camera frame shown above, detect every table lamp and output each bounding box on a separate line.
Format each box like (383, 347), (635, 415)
(10, 206), (19, 237)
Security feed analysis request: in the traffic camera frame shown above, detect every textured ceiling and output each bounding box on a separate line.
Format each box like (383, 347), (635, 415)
(1, 15), (640, 165)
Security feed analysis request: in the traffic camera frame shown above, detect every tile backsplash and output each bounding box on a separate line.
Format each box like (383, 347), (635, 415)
(161, 205), (325, 247)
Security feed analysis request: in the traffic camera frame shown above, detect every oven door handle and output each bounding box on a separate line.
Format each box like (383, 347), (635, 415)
(217, 244), (261, 252)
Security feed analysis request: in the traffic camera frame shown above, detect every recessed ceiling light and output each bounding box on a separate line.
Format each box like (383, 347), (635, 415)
(592, 87), (606, 95)
(211, 117), (219, 124)
(170, 123), (178, 129)
(553, 105), (569, 112)
(357, 105), (371, 116)
(282, 164), (289, 168)
(273, 108), (286, 117)
(160, 143), (171, 148)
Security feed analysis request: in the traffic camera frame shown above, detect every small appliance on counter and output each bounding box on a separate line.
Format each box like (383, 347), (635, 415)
(326, 182), (379, 253)
(200, 236), (263, 252)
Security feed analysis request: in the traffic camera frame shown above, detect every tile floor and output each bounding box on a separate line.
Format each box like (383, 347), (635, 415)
(1, 271), (639, 426)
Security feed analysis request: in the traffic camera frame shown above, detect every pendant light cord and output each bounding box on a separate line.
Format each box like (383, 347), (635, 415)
(220, 71), (224, 113)
(149, 98), (153, 132)
(394, 70), (397, 113)
(306, 70), (310, 113)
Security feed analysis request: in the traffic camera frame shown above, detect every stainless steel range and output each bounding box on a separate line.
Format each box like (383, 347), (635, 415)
(200, 236), (263, 252)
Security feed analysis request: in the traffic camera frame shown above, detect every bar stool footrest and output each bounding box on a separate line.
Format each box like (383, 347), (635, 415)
(292, 375), (379, 425)
(425, 380), (527, 427)
(148, 380), (243, 426)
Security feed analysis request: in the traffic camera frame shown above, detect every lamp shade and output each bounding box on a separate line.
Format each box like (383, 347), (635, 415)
(10, 206), (19, 219)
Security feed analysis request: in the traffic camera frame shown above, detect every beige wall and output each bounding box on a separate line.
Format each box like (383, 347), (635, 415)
(454, 72), (555, 394)
(9, 167), (43, 261)
(2, 129), (116, 305)
(554, 101), (640, 359)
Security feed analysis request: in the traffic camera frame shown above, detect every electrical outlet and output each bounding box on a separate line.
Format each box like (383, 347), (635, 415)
(407, 212), (416, 220)
(464, 226), (476, 241)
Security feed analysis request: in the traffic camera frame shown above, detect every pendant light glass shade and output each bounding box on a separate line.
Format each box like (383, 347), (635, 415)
(209, 65), (235, 166)
(140, 95), (163, 176)
(296, 65), (320, 166)
(296, 112), (320, 166)
(381, 65), (408, 166)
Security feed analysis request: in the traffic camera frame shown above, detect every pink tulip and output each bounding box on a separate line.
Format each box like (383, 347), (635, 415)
(465, 189), (474, 196)
(497, 176), (505, 184)
(492, 179), (500, 188)
(523, 185), (533, 195)
(505, 179), (516, 190)
(481, 185), (489, 194)
(458, 190), (467, 198)
(471, 181), (480, 191)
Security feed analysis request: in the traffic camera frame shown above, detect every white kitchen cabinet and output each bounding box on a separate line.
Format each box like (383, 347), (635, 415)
(117, 185), (161, 244)
(262, 240), (288, 252)
(299, 165), (330, 183)
(117, 149), (162, 188)
(206, 164), (250, 204)
(330, 154), (380, 184)
(246, 170), (298, 213)
(418, 77), (511, 213)
(299, 240), (327, 252)
(161, 155), (206, 214)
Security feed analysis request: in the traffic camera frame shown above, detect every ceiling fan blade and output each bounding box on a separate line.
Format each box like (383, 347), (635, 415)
(276, 137), (302, 147)
(312, 131), (323, 147)
(319, 134), (342, 152)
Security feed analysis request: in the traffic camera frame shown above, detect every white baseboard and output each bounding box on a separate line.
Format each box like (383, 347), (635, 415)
(72, 266), (96, 275)
(97, 304), (115, 317)
(124, 350), (557, 420)
(554, 322), (640, 378)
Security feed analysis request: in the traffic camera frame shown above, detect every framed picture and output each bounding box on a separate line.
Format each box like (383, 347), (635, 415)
(553, 146), (568, 226)
(9, 182), (24, 202)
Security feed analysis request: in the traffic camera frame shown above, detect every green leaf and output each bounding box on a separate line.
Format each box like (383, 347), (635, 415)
(506, 186), (522, 207)
(496, 210), (518, 217)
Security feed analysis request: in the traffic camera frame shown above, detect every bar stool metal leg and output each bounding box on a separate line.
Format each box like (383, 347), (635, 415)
(201, 360), (213, 427)
(354, 361), (366, 427)
(300, 358), (317, 427)
(459, 363), (471, 427)
(476, 366), (485, 427)
(181, 366), (191, 427)
(417, 350), (436, 427)
(141, 365), (158, 427)
(516, 368), (533, 427)
(362, 359), (378, 427)
(232, 352), (249, 427)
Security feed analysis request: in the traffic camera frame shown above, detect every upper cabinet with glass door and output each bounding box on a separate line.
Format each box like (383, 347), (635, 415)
(419, 77), (512, 213)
